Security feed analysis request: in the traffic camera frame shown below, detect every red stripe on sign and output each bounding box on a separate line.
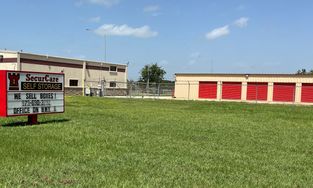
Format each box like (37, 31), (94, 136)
(273, 83), (295, 102)
(247, 82), (268, 101)
(0, 71), (7, 117)
(301, 83), (313, 103)
(198, 82), (217, 99)
(222, 82), (242, 100)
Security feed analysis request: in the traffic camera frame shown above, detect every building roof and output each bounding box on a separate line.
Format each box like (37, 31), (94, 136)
(175, 73), (313, 77)
(0, 50), (127, 67)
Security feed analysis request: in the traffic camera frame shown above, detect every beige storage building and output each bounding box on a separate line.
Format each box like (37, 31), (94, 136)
(175, 73), (313, 105)
(0, 50), (127, 95)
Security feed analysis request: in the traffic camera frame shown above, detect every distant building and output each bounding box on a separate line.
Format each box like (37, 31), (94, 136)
(175, 73), (313, 105)
(0, 50), (127, 95)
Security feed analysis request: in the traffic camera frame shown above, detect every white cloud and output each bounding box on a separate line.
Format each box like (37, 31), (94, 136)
(77, 0), (119, 7)
(205, 17), (249, 41)
(234, 17), (249, 28)
(95, 24), (158, 38)
(206, 25), (230, 40)
(88, 16), (101, 23)
(144, 5), (160, 12)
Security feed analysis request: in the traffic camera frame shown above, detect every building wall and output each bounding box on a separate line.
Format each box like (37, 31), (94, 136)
(0, 51), (18, 70)
(0, 51), (127, 95)
(20, 52), (126, 88)
(85, 69), (127, 88)
(0, 51), (18, 58)
(20, 63), (83, 87)
(0, 63), (17, 70)
(175, 74), (313, 105)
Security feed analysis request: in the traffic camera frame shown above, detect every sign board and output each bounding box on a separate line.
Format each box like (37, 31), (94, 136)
(0, 71), (64, 117)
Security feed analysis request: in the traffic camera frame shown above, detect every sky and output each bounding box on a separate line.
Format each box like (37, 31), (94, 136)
(1, 0), (313, 80)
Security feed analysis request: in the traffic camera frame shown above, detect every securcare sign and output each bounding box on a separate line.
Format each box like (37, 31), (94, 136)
(0, 71), (64, 117)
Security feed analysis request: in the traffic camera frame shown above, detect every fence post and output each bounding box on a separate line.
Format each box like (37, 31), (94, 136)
(129, 83), (132, 98)
(158, 83), (160, 97)
(103, 81), (106, 97)
(82, 61), (86, 96)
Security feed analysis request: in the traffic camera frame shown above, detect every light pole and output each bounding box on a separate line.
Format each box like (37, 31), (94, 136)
(101, 33), (107, 97)
(86, 28), (107, 96)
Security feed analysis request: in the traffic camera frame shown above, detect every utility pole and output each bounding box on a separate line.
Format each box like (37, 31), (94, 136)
(86, 28), (107, 97)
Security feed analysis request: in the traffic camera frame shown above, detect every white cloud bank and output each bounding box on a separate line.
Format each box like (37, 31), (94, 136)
(234, 17), (249, 28)
(205, 25), (230, 40)
(205, 17), (249, 40)
(95, 24), (158, 38)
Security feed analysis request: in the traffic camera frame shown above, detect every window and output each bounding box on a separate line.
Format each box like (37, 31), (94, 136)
(110, 82), (117, 88)
(117, 68), (126, 72)
(69, 79), (78, 87)
(110, 66), (117, 72)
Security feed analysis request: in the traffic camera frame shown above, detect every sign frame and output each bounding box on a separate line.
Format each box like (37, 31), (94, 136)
(0, 70), (65, 118)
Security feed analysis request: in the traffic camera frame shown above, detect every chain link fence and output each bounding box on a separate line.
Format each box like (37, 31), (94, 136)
(65, 80), (313, 104)
(65, 81), (175, 98)
(127, 82), (175, 97)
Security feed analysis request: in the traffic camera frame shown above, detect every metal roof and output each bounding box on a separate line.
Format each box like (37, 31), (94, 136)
(175, 73), (313, 77)
(0, 49), (127, 67)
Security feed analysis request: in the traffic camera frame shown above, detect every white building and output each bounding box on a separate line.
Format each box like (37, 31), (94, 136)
(0, 50), (128, 95)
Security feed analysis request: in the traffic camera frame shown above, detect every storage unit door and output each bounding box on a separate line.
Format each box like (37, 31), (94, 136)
(301, 83), (313, 103)
(222, 82), (242, 100)
(247, 82), (268, 101)
(273, 83), (295, 102)
(199, 82), (217, 99)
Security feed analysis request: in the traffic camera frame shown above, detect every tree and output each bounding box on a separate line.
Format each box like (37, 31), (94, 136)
(296, 68), (313, 75)
(139, 63), (166, 83)
(296, 69), (306, 74)
(296, 69), (307, 75)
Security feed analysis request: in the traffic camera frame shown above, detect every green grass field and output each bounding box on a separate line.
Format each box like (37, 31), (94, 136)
(0, 97), (313, 187)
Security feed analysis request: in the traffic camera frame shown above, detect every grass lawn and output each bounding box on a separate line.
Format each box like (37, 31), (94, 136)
(0, 97), (313, 187)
